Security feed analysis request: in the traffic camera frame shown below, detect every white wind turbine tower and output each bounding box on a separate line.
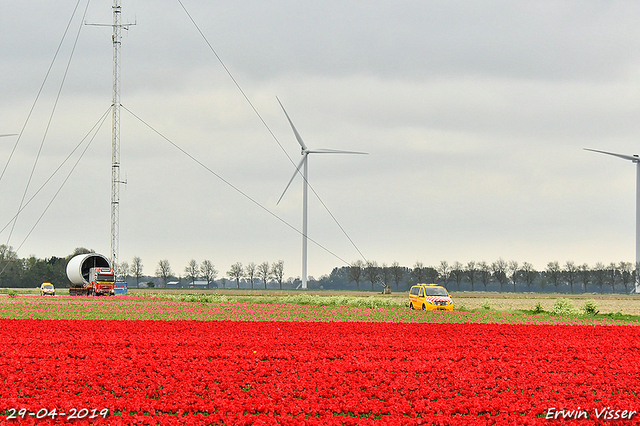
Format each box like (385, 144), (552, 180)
(584, 148), (640, 293)
(276, 98), (366, 289)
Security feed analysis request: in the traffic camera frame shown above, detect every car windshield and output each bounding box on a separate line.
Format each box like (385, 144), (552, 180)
(425, 287), (448, 297)
(43, 284), (53, 288)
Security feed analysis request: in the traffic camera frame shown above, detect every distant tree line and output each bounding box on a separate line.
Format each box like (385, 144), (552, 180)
(0, 244), (636, 294)
(0, 245), (87, 288)
(321, 259), (638, 294)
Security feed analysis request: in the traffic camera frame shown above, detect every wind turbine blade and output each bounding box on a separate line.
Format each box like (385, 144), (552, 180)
(584, 148), (639, 162)
(276, 97), (307, 151)
(277, 155), (306, 205)
(307, 148), (368, 155)
(0, 134), (17, 138)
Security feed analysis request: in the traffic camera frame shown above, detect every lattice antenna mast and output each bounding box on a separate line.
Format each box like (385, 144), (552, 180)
(87, 1), (135, 267)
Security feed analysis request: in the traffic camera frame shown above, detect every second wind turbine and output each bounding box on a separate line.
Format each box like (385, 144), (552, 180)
(585, 148), (640, 293)
(276, 98), (367, 289)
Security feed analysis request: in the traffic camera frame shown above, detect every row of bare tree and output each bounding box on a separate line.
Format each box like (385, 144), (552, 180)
(115, 257), (218, 288)
(115, 258), (286, 289)
(226, 261), (286, 289)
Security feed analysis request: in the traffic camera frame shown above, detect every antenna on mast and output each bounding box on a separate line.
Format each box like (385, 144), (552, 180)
(86, 1), (135, 268)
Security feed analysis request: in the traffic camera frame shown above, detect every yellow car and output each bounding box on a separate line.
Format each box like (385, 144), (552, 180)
(409, 283), (453, 311)
(40, 282), (55, 296)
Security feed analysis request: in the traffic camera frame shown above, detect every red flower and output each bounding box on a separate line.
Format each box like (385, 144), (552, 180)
(0, 320), (639, 425)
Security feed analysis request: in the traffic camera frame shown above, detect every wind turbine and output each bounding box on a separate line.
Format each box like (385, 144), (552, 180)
(0, 134), (17, 138)
(276, 98), (366, 289)
(584, 148), (640, 293)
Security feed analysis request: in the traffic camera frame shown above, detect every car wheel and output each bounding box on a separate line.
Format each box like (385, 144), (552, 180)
(422, 304), (426, 311)
(409, 302), (414, 310)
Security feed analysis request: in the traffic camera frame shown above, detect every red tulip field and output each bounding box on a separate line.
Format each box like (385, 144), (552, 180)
(1, 296), (639, 425)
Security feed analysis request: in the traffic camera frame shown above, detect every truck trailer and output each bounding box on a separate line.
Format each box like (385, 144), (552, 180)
(66, 253), (115, 296)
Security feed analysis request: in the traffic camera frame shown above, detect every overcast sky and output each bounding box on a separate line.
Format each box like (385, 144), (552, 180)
(2, 0), (640, 279)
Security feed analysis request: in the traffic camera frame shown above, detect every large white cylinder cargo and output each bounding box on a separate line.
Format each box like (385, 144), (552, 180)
(66, 253), (111, 287)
